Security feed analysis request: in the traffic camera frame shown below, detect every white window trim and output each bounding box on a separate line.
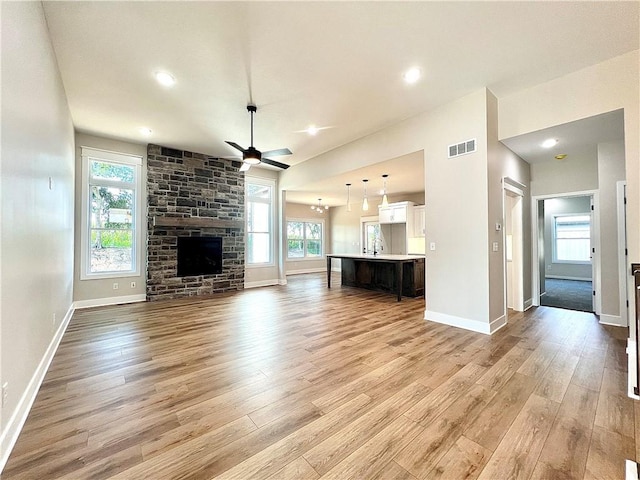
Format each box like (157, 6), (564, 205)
(286, 217), (325, 261)
(552, 213), (591, 265)
(80, 146), (143, 280)
(245, 176), (276, 268)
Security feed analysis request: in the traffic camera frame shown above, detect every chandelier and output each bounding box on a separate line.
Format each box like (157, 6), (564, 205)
(311, 198), (328, 213)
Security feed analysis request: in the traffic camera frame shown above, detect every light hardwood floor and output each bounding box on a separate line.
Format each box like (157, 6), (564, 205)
(3, 273), (637, 479)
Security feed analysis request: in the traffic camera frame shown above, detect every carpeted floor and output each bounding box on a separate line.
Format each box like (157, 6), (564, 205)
(541, 278), (593, 312)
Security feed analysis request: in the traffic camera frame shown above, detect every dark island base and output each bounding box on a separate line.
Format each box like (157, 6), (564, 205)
(327, 255), (425, 301)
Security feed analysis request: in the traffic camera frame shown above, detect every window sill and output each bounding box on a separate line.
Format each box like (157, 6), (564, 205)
(245, 262), (276, 269)
(551, 260), (591, 266)
(80, 270), (141, 281)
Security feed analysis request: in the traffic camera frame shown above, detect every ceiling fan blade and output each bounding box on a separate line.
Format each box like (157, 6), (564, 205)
(225, 141), (246, 152)
(239, 162), (251, 172)
(261, 158), (290, 170)
(261, 148), (292, 157)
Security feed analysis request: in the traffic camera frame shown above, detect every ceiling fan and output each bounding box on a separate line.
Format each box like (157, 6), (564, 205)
(226, 104), (292, 172)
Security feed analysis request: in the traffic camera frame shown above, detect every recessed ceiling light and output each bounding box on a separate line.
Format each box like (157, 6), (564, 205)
(542, 138), (558, 148)
(403, 67), (421, 84)
(139, 127), (153, 136)
(307, 125), (319, 136)
(155, 71), (176, 87)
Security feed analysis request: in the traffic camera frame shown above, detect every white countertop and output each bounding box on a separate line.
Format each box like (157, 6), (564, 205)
(327, 253), (425, 261)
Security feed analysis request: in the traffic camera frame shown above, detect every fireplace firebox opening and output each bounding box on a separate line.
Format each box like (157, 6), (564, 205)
(177, 236), (223, 276)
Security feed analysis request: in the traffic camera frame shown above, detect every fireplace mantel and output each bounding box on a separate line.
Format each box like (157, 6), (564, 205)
(152, 216), (243, 228)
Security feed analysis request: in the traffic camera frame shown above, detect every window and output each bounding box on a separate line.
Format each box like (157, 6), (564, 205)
(81, 147), (142, 278)
(287, 220), (323, 259)
(553, 214), (591, 263)
(246, 178), (274, 265)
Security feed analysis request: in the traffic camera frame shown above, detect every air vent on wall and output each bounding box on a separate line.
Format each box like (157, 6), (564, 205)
(448, 138), (476, 158)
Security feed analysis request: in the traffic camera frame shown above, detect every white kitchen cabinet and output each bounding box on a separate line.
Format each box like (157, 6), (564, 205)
(413, 205), (425, 237)
(377, 202), (416, 255)
(378, 201), (413, 224)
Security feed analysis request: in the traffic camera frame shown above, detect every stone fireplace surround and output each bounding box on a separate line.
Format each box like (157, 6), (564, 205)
(146, 144), (245, 300)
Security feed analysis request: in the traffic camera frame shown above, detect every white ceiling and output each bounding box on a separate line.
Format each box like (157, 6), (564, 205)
(285, 151), (425, 206)
(501, 109), (625, 164)
(42, 1), (638, 204)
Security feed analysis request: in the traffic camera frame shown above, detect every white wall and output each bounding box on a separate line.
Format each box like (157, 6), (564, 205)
(1, 2), (75, 468)
(423, 90), (491, 330)
(486, 91), (532, 322)
(597, 140), (626, 320)
(73, 133), (147, 305)
(530, 148), (598, 196)
(499, 50), (639, 333)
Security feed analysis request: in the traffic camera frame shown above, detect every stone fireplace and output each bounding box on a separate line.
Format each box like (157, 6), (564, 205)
(146, 144), (245, 300)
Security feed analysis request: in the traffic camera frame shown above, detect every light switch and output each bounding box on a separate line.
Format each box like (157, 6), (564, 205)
(492, 242), (499, 252)
(430, 242), (436, 251)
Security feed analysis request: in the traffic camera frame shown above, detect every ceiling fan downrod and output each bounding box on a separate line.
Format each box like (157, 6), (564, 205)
(247, 104), (257, 147)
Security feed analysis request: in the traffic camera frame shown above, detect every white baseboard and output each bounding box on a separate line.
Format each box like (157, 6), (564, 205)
(424, 310), (505, 335)
(627, 339), (639, 400)
(278, 278), (287, 286)
(626, 459), (639, 480)
(0, 303), (74, 473)
(490, 315), (507, 333)
(286, 268), (325, 276)
(545, 275), (592, 281)
(524, 298), (533, 311)
(244, 279), (280, 289)
(73, 294), (146, 309)
(599, 314), (624, 327)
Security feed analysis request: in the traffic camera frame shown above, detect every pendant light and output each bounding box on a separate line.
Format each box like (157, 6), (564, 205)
(346, 183), (352, 212)
(381, 174), (389, 207)
(362, 179), (369, 211)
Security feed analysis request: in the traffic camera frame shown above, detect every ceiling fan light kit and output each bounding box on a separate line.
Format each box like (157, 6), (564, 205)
(225, 104), (292, 172)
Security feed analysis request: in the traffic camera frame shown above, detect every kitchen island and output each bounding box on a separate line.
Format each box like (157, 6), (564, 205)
(326, 253), (425, 301)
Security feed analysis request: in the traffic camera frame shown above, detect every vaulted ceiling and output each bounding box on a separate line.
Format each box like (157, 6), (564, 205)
(42, 1), (638, 204)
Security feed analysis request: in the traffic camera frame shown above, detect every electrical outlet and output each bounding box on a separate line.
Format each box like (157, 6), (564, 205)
(113, 282), (119, 290)
(2, 382), (8, 408)
(130, 281), (136, 289)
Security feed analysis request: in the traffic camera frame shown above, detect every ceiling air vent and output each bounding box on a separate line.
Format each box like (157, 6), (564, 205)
(448, 138), (476, 158)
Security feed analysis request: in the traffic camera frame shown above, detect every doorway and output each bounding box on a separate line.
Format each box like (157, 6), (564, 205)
(361, 219), (380, 254)
(503, 180), (524, 315)
(533, 193), (597, 313)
